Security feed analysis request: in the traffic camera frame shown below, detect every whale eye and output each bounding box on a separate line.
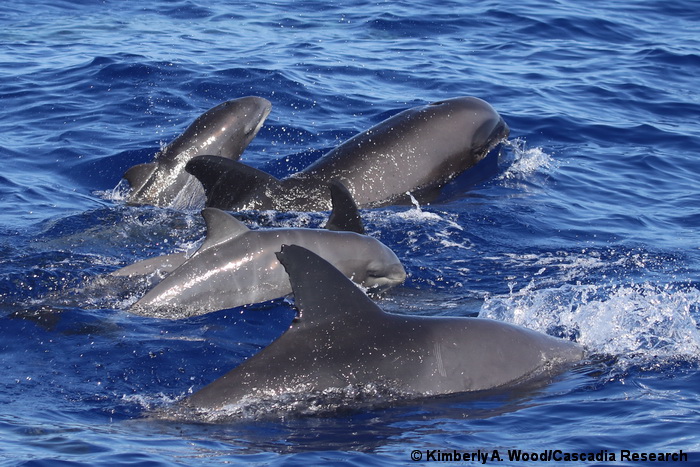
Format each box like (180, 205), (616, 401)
(429, 101), (446, 106)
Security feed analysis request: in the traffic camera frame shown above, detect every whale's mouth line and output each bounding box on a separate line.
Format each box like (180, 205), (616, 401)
(475, 117), (510, 159)
(492, 117), (510, 144)
(247, 105), (272, 137)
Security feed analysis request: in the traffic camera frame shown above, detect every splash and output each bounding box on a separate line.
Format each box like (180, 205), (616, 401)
(407, 191), (422, 211)
(96, 171), (206, 209)
(96, 178), (131, 203)
(480, 282), (700, 364)
(157, 383), (410, 422)
(368, 206), (470, 255)
(388, 203), (463, 231)
(122, 392), (182, 413)
(500, 138), (557, 180)
(169, 175), (206, 210)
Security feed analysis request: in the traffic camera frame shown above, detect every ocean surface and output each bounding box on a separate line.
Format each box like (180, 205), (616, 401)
(1, 0), (699, 465)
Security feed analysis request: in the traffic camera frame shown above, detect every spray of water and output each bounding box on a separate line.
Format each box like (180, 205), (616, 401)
(481, 282), (700, 365)
(500, 138), (558, 180)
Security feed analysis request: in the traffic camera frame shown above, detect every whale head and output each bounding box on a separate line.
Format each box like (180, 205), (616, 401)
(327, 233), (407, 292)
(125, 96), (272, 207)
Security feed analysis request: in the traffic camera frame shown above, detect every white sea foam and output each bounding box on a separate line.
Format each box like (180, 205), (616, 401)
(122, 392), (181, 410)
(380, 207), (471, 255)
(158, 383), (409, 422)
(500, 138), (557, 180)
(481, 282), (700, 363)
(95, 178), (131, 203)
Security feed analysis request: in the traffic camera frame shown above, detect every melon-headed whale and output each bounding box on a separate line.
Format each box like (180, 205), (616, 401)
(124, 96), (271, 208)
(118, 182), (405, 319)
(180, 244), (584, 412)
(185, 96), (509, 211)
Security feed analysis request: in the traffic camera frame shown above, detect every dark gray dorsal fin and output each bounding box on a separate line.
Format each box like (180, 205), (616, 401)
(123, 162), (157, 188)
(194, 208), (249, 257)
(275, 244), (382, 329)
(185, 155), (239, 198)
(325, 180), (365, 234)
(186, 155), (281, 209)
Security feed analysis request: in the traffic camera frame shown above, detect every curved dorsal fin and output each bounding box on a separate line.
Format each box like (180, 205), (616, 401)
(194, 208), (249, 256)
(325, 180), (365, 234)
(275, 244), (382, 329)
(185, 156), (238, 198)
(186, 155), (281, 210)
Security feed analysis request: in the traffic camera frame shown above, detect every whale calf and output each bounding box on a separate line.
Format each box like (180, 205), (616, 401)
(181, 245), (584, 412)
(121, 183), (405, 319)
(186, 96), (509, 211)
(124, 96), (271, 208)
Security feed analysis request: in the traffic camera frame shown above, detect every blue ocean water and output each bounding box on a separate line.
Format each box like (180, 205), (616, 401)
(1, 0), (699, 465)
